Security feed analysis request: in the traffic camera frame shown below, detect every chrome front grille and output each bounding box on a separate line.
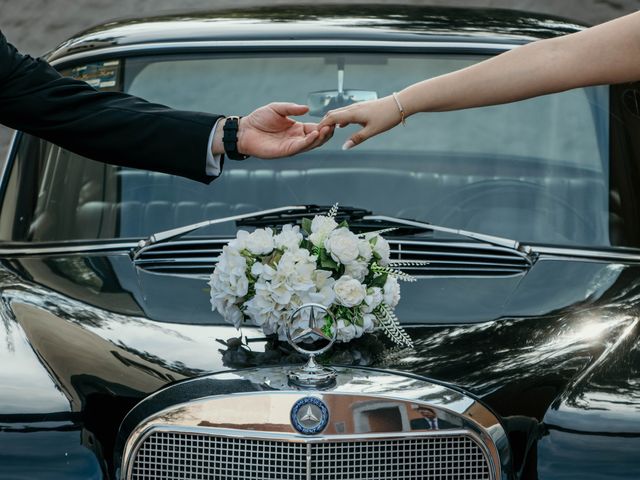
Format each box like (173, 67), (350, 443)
(129, 431), (492, 480)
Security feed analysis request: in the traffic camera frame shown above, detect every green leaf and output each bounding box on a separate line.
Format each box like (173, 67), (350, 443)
(370, 273), (388, 289)
(369, 235), (378, 246)
(263, 249), (283, 267)
(301, 217), (312, 235)
(319, 248), (339, 270)
(339, 220), (349, 228)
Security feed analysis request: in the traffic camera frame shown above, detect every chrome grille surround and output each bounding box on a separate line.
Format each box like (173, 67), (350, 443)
(129, 428), (493, 480)
(120, 376), (509, 480)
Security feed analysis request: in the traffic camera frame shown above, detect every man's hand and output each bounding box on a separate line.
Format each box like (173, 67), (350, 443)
(213, 103), (334, 159)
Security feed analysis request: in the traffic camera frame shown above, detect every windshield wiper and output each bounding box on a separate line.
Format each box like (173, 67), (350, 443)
(361, 215), (533, 256)
(236, 205), (371, 227)
(132, 205), (369, 260)
(132, 204), (532, 261)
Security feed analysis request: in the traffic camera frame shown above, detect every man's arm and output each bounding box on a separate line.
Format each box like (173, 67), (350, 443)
(0, 31), (223, 183)
(0, 32), (333, 182)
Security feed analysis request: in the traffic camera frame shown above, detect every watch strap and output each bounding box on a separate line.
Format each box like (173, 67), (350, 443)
(222, 116), (249, 161)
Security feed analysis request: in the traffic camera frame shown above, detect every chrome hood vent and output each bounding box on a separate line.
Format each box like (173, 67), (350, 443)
(118, 368), (510, 480)
(133, 239), (531, 277)
(132, 239), (224, 274)
(390, 240), (531, 277)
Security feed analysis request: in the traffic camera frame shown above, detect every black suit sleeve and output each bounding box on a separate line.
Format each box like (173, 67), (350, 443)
(0, 31), (223, 183)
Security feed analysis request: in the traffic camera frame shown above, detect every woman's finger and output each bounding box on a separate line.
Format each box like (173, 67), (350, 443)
(342, 125), (374, 150)
(320, 108), (360, 128)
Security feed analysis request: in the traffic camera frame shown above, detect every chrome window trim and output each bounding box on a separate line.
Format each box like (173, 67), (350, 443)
(49, 39), (518, 68)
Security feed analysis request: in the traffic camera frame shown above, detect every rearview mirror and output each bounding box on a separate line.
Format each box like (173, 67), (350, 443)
(307, 90), (378, 117)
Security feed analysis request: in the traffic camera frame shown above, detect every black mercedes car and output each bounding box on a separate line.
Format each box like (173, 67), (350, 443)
(1, 6), (639, 480)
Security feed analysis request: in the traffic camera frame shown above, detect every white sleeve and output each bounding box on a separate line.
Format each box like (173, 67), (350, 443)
(205, 117), (224, 176)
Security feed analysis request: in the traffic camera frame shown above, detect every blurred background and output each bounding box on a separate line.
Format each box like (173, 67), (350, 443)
(0, 0), (637, 162)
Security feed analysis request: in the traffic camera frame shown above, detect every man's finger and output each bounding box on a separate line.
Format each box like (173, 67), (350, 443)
(302, 122), (322, 135)
(287, 129), (320, 155)
(269, 102), (310, 117)
(309, 127), (333, 150)
(302, 125), (334, 152)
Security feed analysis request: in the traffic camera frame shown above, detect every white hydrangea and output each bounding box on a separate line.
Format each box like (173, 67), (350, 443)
(309, 215), (338, 247)
(383, 276), (401, 307)
(274, 224), (303, 251)
(209, 244), (250, 324)
(324, 227), (360, 265)
(333, 275), (366, 307)
(304, 269), (336, 306)
(244, 248), (321, 340)
(245, 228), (275, 255)
(222, 304), (244, 329)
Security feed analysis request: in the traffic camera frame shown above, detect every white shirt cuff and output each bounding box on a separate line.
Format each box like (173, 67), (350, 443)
(205, 118), (224, 176)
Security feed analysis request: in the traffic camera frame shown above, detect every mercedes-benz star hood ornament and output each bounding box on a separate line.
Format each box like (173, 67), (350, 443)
(286, 303), (337, 389)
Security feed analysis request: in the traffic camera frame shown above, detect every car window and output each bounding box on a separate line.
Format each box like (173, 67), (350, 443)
(0, 53), (616, 247)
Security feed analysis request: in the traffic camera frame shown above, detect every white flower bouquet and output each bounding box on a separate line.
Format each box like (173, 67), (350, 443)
(209, 205), (415, 347)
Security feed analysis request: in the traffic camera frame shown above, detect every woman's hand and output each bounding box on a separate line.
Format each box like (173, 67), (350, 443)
(319, 95), (403, 149)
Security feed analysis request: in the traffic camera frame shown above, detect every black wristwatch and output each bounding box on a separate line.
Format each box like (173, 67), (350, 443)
(222, 116), (250, 161)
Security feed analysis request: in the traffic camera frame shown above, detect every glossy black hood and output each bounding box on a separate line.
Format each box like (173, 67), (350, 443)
(1, 248), (637, 411)
(1, 247), (639, 478)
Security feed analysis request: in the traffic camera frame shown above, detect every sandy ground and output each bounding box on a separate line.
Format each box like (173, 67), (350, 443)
(0, 0), (637, 163)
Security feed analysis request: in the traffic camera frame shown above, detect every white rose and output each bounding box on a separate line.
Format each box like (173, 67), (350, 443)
(383, 276), (401, 307)
(362, 313), (376, 333)
(362, 287), (383, 313)
(336, 319), (357, 343)
(245, 228), (274, 255)
(333, 275), (366, 307)
(309, 215), (338, 247)
(368, 234), (391, 265)
(344, 260), (369, 283)
(324, 228), (360, 265)
(358, 239), (373, 262)
(274, 224), (302, 251)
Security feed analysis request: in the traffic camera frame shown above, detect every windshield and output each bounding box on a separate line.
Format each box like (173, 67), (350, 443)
(0, 52), (618, 247)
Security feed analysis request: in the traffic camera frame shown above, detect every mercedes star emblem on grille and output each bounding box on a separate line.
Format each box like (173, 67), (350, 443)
(291, 397), (329, 435)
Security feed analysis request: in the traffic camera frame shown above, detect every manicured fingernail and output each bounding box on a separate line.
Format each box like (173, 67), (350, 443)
(342, 140), (355, 150)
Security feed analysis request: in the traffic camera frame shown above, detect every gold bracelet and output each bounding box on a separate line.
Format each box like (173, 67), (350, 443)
(392, 92), (407, 126)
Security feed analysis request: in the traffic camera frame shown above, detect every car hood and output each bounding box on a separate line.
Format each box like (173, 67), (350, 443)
(1, 247), (638, 428)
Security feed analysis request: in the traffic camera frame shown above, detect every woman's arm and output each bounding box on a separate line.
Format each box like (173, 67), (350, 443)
(320, 11), (640, 149)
